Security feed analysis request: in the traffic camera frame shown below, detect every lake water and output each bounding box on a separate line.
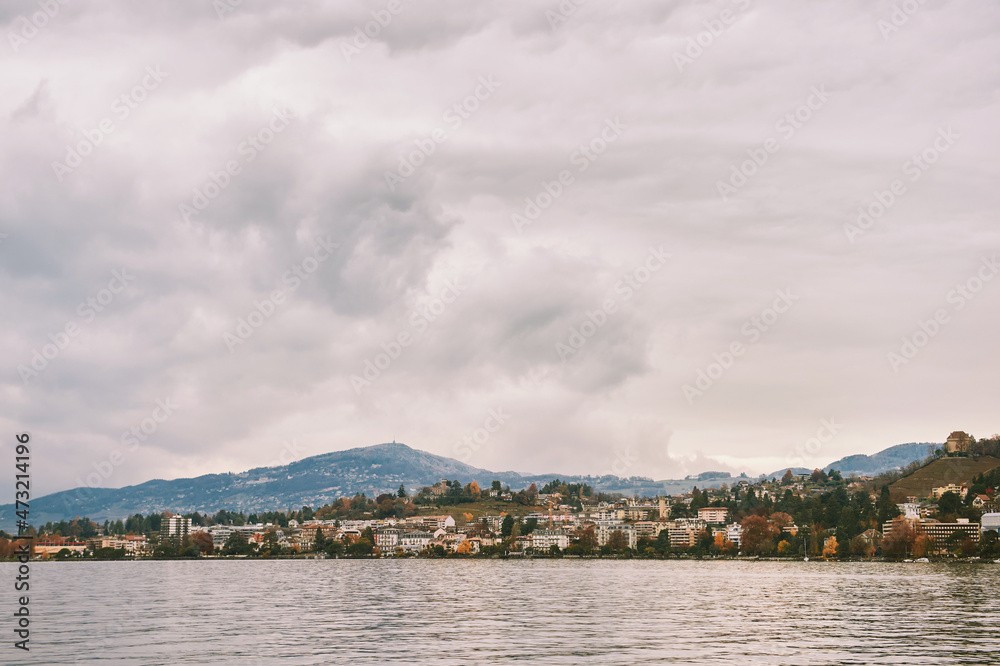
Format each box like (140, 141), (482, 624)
(3, 559), (998, 664)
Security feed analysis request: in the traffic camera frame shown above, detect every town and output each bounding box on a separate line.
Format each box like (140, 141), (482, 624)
(6, 432), (1000, 563)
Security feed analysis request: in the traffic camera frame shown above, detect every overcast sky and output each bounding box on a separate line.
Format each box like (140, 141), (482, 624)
(3, 0), (999, 496)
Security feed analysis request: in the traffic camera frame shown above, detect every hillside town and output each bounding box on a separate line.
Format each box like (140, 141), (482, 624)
(9, 440), (1000, 562)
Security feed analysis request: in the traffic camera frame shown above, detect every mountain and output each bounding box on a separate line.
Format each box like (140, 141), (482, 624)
(765, 443), (938, 480)
(1, 440), (948, 528)
(2, 442), (674, 527)
(823, 442), (937, 477)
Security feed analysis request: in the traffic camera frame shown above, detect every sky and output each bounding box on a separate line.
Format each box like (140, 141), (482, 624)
(2, 0), (999, 497)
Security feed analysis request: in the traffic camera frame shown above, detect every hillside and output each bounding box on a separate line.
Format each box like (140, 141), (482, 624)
(888, 456), (1000, 502)
(0, 442), (672, 527)
(824, 442), (937, 477)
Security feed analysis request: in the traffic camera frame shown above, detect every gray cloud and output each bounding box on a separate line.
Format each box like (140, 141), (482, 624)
(2, 0), (999, 496)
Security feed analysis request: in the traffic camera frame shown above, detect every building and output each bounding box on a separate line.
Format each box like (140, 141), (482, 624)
(897, 503), (921, 519)
(399, 531), (433, 552)
(883, 519), (980, 553)
(92, 536), (149, 556)
(698, 507), (729, 523)
(531, 529), (569, 550)
(374, 528), (401, 550)
(920, 521), (980, 553)
(981, 513), (1000, 533)
(727, 523), (742, 546)
(944, 431), (972, 454)
(932, 484), (967, 500)
(34, 541), (88, 557)
(160, 515), (192, 540)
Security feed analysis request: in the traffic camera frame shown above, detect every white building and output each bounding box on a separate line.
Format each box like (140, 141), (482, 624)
(982, 513), (1000, 533)
(530, 529), (569, 550)
(399, 531), (433, 552)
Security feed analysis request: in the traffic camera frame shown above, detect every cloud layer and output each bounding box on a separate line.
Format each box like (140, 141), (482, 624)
(3, 0), (1000, 496)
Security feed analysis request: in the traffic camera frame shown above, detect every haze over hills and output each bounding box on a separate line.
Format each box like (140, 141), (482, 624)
(2, 440), (941, 527)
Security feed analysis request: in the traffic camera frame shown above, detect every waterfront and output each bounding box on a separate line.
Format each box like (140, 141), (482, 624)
(3, 559), (998, 664)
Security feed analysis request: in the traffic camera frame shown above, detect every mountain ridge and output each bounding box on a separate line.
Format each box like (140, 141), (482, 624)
(2, 440), (938, 527)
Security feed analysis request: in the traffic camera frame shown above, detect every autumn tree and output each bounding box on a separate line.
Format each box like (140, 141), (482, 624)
(574, 525), (598, 553)
(456, 540), (473, 555)
(777, 540), (794, 556)
(607, 530), (629, 552)
(882, 516), (918, 558)
(822, 537), (838, 559)
(191, 530), (214, 555)
(851, 534), (874, 558)
(465, 481), (481, 500)
(740, 515), (778, 554)
(781, 469), (794, 485)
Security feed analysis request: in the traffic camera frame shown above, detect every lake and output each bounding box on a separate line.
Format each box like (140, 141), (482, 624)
(3, 559), (998, 664)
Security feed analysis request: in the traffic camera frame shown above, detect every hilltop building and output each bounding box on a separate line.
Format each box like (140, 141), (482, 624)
(945, 431), (972, 454)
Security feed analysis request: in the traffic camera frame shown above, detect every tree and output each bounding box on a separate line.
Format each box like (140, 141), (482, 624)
(397, 484), (407, 498)
(937, 491), (962, 518)
(740, 515), (778, 555)
(526, 483), (539, 505)
(882, 516), (918, 558)
(313, 527), (327, 553)
(465, 481), (481, 500)
(822, 537), (838, 559)
(781, 469), (794, 485)
(500, 514), (514, 538)
(607, 530), (629, 552)
(191, 530), (214, 555)
(455, 540), (473, 555)
(777, 540), (794, 556)
(851, 534), (874, 558)
(222, 530), (253, 556)
(574, 525), (598, 553)
(492, 480), (502, 492)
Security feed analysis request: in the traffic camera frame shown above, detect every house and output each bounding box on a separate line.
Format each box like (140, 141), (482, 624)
(971, 494), (992, 509)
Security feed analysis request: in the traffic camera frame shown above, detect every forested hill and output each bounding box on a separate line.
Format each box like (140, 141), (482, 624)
(1, 442), (662, 526)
